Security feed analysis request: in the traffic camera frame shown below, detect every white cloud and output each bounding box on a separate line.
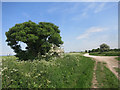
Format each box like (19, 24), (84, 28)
(94, 3), (106, 13)
(81, 2), (96, 17)
(63, 3), (80, 14)
(87, 27), (107, 33)
(72, 2), (106, 21)
(84, 2), (96, 11)
(47, 3), (80, 14)
(76, 27), (108, 40)
(81, 12), (87, 17)
(76, 33), (89, 40)
(82, 2), (106, 17)
(47, 8), (58, 13)
(22, 12), (31, 19)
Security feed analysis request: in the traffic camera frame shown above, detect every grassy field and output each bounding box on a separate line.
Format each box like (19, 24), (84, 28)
(89, 51), (120, 56)
(96, 62), (119, 88)
(2, 54), (95, 88)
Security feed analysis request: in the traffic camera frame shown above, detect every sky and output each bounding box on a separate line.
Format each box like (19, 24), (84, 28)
(1, 2), (118, 55)
(1, 0), (119, 2)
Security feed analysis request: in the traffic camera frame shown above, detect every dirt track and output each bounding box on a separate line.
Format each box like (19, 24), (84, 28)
(84, 53), (119, 79)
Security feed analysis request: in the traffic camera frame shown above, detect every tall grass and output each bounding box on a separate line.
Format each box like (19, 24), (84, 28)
(2, 54), (95, 88)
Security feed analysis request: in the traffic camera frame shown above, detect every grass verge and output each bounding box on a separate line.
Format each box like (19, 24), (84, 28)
(96, 62), (119, 88)
(115, 57), (120, 61)
(2, 54), (95, 88)
(114, 67), (120, 75)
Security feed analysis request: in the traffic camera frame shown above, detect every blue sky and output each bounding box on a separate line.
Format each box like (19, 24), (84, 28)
(1, 2), (118, 55)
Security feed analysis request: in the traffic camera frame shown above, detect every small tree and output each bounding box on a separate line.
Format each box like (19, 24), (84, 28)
(91, 49), (96, 52)
(100, 43), (110, 52)
(5, 20), (63, 60)
(88, 50), (91, 53)
(96, 48), (100, 52)
(85, 50), (87, 53)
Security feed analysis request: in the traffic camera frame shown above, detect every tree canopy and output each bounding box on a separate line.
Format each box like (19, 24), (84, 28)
(100, 43), (110, 52)
(5, 20), (63, 60)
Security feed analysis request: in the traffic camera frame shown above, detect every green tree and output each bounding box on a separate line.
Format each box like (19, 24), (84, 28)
(100, 43), (110, 52)
(96, 48), (100, 52)
(85, 50), (87, 53)
(88, 50), (91, 53)
(5, 20), (63, 60)
(91, 49), (96, 52)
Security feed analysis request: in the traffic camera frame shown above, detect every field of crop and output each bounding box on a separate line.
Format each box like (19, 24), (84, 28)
(2, 54), (95, 88)
(95, 62), (119, 88)
(89, 51), (120, 56)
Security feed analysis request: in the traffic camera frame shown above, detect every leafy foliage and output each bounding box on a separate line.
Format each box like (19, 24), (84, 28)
(5, 20), (63, 60)
(100, 43), (110, 52)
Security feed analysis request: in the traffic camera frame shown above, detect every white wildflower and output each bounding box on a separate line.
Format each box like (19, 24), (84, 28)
(11, 71), (13, 73)
(11, 79), (13, 82)
(38, 74), (41, 76)
(47, 79), (51, 84)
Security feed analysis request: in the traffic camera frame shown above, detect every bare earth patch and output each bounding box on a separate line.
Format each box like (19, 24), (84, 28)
(91, 61), (98, 88)
(84, 53), (119, 79)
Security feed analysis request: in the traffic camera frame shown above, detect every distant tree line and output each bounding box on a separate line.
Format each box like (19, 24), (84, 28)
(85, 43), (120, 53)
